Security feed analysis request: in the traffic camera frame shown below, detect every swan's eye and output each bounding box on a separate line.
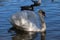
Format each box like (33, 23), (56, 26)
(42, 12), (45, 16)
(38, 10), (46, 16)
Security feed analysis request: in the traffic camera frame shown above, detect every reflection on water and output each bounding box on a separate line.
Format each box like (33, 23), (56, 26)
(12, 31), (37, 40)
(41, 32), (46, 40)
(8, 27), (46, 40)
(9, 27), (40, 40)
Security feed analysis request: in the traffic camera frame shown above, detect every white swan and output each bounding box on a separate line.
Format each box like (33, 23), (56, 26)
(10, 10), (46, 32)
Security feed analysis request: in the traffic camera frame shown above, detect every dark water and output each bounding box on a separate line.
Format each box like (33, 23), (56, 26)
(0, 0), (60, 40)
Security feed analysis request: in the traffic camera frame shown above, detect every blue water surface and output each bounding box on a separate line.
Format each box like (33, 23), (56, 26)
(0, 0), (60, 40)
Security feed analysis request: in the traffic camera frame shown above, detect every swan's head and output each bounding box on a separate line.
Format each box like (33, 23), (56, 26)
(38, 10), (45, 17)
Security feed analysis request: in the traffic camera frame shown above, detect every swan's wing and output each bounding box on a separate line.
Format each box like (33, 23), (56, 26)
(10, 11), (29, 27)
(10, 10), (40, 31)
(20, 10), (40, 31)
(10, 13), (22, 26)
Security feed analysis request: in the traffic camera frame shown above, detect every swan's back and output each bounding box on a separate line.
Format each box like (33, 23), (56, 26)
(10, 10), (40, 31)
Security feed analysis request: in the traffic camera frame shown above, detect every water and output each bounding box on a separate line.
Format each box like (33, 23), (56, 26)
(0, 0), (60, 40)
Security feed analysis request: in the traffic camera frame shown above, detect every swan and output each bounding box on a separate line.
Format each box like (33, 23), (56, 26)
(21, 0), (41, 11)
(31, 0), (41, 6)
(10, 10), (46, 32)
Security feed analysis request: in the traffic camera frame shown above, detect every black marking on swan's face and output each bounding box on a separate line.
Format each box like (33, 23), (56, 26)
(38, 10), (45, 16)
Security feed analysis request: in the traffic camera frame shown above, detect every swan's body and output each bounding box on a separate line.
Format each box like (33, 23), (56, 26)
(10, 10), (46, 32)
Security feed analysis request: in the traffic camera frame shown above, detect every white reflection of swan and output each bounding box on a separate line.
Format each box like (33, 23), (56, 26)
(10, 10), (46, 32)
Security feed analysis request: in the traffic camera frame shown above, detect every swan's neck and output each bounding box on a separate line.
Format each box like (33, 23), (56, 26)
(39, 13), (46, 32)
